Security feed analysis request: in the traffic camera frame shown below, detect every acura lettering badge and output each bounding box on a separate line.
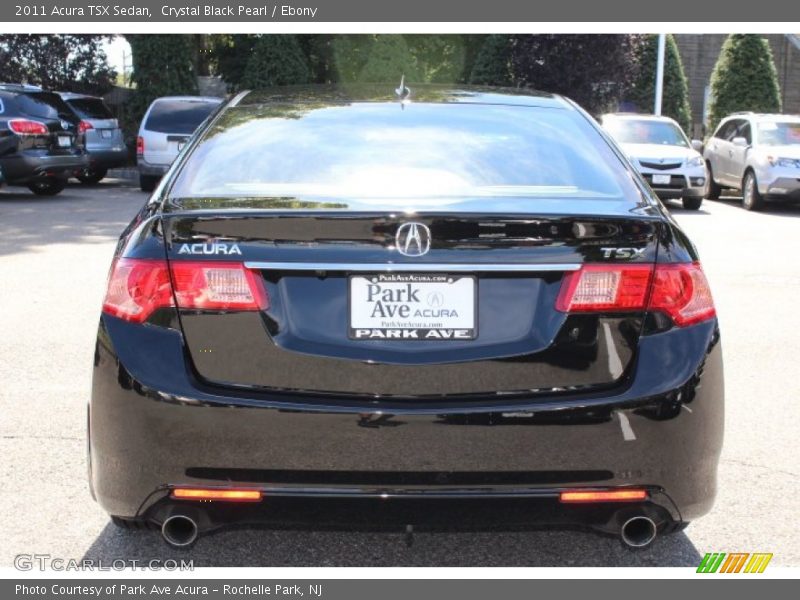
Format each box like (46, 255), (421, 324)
(395, 222), (431, 257)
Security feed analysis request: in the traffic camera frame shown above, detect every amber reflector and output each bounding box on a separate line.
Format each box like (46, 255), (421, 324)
(559, 489), (648, 503)
(171, 488), (263, 502)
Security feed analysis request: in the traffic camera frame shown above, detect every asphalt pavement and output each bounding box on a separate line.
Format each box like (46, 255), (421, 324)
(1, 180), (798, 567)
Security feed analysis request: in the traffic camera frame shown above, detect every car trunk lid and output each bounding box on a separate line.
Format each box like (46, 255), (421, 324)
(162, 205), (660, 399)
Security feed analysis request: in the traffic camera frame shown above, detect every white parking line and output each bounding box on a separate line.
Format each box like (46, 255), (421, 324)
(616, 410), (637, 441)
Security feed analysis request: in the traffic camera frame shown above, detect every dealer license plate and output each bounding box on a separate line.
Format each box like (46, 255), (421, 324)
(349, 273), (476, 340)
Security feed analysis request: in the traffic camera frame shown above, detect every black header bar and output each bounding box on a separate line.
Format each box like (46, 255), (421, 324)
(3, 0), (799, 23)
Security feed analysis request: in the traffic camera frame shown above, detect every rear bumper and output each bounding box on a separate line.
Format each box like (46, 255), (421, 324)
(84, 148), (129, 171)
(137, 159), (170, 177)
(1, 151), (88, 183)
(89, 315), (723, 529)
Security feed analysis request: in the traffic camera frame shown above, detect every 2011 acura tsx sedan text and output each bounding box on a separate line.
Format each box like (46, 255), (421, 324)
(89, 84), (723, 549)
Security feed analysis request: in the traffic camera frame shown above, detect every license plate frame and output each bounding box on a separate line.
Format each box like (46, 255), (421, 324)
(348, 273), (477, 341)
(57, 135), (71, 148)
(100, 129), (112, 139)
(652, 174), (671, 185)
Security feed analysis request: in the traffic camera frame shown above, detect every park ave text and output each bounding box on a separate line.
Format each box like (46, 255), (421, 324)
(14, 4), (319, 18)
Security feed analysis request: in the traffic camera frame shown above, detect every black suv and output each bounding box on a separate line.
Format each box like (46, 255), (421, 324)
(0, 83), (87, 195)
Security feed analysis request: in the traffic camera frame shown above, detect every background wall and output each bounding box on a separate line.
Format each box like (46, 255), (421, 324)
(675, 34), (800, 136)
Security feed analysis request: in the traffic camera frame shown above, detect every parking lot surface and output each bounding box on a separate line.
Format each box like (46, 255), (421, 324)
(1, 181), (798, 567)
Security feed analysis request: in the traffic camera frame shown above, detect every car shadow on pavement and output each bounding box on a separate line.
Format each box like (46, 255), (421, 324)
(81, 523), (702, 567)
(0, 180), (145, 257)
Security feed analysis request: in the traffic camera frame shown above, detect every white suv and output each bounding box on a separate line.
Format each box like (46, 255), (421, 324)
(704, 113), (800, 211)
(601, 114), (707, 210)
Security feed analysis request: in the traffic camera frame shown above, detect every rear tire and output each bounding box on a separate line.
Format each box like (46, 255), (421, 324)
(705, 163), (721, 200)
(682, 197), (703, 210)
(742, 171), (764, 211)
(27, 178), (66, 196)
(76, 167), (108, 185)
(139, 174), (159, 193)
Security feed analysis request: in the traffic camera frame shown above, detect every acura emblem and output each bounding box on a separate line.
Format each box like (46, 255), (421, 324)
(395, 222), (431, 257)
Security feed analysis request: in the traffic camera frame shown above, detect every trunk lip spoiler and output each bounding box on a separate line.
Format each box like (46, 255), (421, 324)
(242, 262), (582, 272)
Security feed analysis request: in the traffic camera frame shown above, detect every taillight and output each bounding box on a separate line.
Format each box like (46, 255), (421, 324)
(8, 119), (48, 135)
(171, 261), (268, 311)
(556, 262), (715, 327)
(556, 265), (652, 312)
(102, 259), (173, 323)
(78, 120), (94, 134)
(136, 136), (144, 156)
(102, 259), (268, 323)
(648, 262), (715, 327)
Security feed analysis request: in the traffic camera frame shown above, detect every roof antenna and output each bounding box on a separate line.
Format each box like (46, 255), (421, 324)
(395, 74), (410, 108)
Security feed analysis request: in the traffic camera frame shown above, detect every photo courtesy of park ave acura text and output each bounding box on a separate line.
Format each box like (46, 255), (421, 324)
(1, 21), (800, 575)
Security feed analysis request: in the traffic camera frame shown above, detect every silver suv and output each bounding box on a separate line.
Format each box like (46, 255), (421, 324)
(601, 114), (707, 210)
(704, 113), (800, 211)
(57, 92), (128, 185)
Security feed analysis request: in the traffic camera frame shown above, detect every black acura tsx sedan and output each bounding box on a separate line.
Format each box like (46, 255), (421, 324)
(89, 84), (723, 549)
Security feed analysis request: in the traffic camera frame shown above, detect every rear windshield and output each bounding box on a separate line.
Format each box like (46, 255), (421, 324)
(144, 99), (220, 134)
(604, 119), (688, 147)
(16, 92), (76, 121)
(66, 97), (113, 120)
(171, 102), (641, 202)
(756, 121), (800, 146)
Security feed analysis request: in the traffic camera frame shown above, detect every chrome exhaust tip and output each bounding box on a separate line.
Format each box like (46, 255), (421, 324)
(161, 514), (199, 548)
(620, 515), (657, 548)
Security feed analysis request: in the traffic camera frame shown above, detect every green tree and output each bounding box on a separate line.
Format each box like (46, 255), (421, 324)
(240, 35), (310, 89)
(356, 35), (419, 83)
(208, 35), (256, 91)
(406, 35), (469, 83)
(331, 35), (484, 84)
(628, 34), (692, 133)
(707, 34), (781, 132)
(469, 35), (512, 86)
(298, 35), (337, 84)
(127, 35), (197, 126)
(330, 35), (372, 83)
(510, 34), (641, 114)
(0, 34), (116, 95)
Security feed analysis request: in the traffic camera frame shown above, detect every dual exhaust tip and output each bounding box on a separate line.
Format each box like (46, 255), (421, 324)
(620, 515), (658, 548)
(158, 512), (658, 549)
(161, 514), (199, 548)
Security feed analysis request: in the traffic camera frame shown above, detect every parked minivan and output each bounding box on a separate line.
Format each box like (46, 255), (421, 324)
(58, 92), (128, 184)
(136, 96), (222, 192)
